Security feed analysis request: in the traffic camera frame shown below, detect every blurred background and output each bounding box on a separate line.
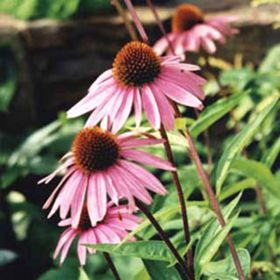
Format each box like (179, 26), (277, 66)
(0, 0), (279, 279)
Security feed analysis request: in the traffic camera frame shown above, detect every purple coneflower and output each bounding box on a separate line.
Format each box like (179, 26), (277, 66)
(39, 126), (174, 227)
(67, 41), (205, 132)
(54, 203), (140, 265)
(154, 4), (238, 57)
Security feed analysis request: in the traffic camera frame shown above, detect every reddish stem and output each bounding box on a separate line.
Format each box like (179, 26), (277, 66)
(103, 252), (121, 280)
(145, 0), (175, 54)
(123, 0), (149, 43)
(160, 126), (194, 280)
(136, 200), (191, 279)
(111, 0), (138, 41)
(182, 129), (245, 280)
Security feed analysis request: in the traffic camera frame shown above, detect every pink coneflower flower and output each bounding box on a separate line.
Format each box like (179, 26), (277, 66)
(154, 4), (238, 57)
(54, 203), (141, 265)
(39, 126), (174, 227)
(67, 41), (205, 132)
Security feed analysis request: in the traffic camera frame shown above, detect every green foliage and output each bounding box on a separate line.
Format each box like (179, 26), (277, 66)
(215, 98), (278, 195)
(143, 260), (181, 280)
(189, 93), (243, 138)
(86, 241), (178, 263)
(0, 44), (17, 112)
(204, 249), (251, 280)
(0, 0), (111, 20)
(232, 158), (280, 200)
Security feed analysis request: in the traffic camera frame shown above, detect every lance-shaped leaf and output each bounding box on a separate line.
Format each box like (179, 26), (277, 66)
(216, 98), (278, 194)
(232, 158), (280, 200)
(190, 93), (242, 138)
(203, 249), (251, 280)
(143, 260), (182, 280)
(85, 241), (176, 263)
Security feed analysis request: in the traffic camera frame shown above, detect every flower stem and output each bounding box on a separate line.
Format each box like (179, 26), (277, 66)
(145, 0), (175, 54)
(123, 0), (149, 43)
(159, 126), (194, 280)
(181, 127), (245, 280)
(111, 0), (138, 41)
(136, 200), (191, 280)
(103, 252), (121, 280)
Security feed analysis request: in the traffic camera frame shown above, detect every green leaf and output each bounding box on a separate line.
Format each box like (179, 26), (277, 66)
(232, 158), (280, 199)
(195, 214), (239, 278)
(190, 94), (243, 138)
(219, 178), (256, 201)
(0, 74), (17, 112)
(259, 44), (280, 73)
(195, 194), (242, 274)
(79, 267), (90, 280)
(262, 137), (280, 168)
(0, 249), (17, 266)
(85, 241), (175, 263)
(143, 260), (182, 280)
(8, 121), (61, 167)
(0, 44), (17, 112)
(204, 249), (251, 280)
(216, 98), (278, 194)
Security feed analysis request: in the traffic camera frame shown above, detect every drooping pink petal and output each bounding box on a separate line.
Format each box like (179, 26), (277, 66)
(99, 173), (117, 204)
(42, 166), (76, 209)
(201, 36), (216, 53)
(133, 88), (142, 127)
(53, 228), (73, 259)
(87, 229), (97, 254)
(109, 166), (136, 210)
(156, 78), (203, 109)
(87, 174), (107, 226)
(118, 160), (167, 195)
(60, 230), (77, 264)
(112, 89), (134, 133)
(71, 176), (88, 228)
(60, 171), (84, 219)
(121, 149), (175, 171)
(88, 69), (113, 92)
(58, 218), (72, 227)
(77, 232), (88, 265)
(149, 83), (174, 130)
(38, 158), (74, 184)
(120, 137), (164, 149)
(98, 225), (121, 243)
(141, 85), (161, 129)
(67, 78), (117, 118)
(84, 91), (120, 128)
(94, 227), (110, 243)
(48, 170), (82, 219)
(153, 33), (176, 55)
(159, 67), (205, 100)
(114, 164), (152, 204)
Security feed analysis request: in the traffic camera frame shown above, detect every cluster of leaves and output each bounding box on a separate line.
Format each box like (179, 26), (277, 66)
(0, 0), (111, 20)
(0, 38), (279, 279)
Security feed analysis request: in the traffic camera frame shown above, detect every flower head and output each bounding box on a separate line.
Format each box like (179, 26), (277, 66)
(67, 41), (205, 132)
(54, 204), (141, 265)
(39, 126), (174, 228)
(154, 4), (238, 57)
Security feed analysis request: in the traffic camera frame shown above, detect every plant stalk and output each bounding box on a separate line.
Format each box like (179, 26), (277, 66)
(182, 128), (245, 280)
(111, 0), (138, 41)
(123, 0), (149, 43)
(145, 0), (175, 54)
(159, 126), (194, 280)
(136, 200), (191, 280)
(103, 252), (122, 280)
